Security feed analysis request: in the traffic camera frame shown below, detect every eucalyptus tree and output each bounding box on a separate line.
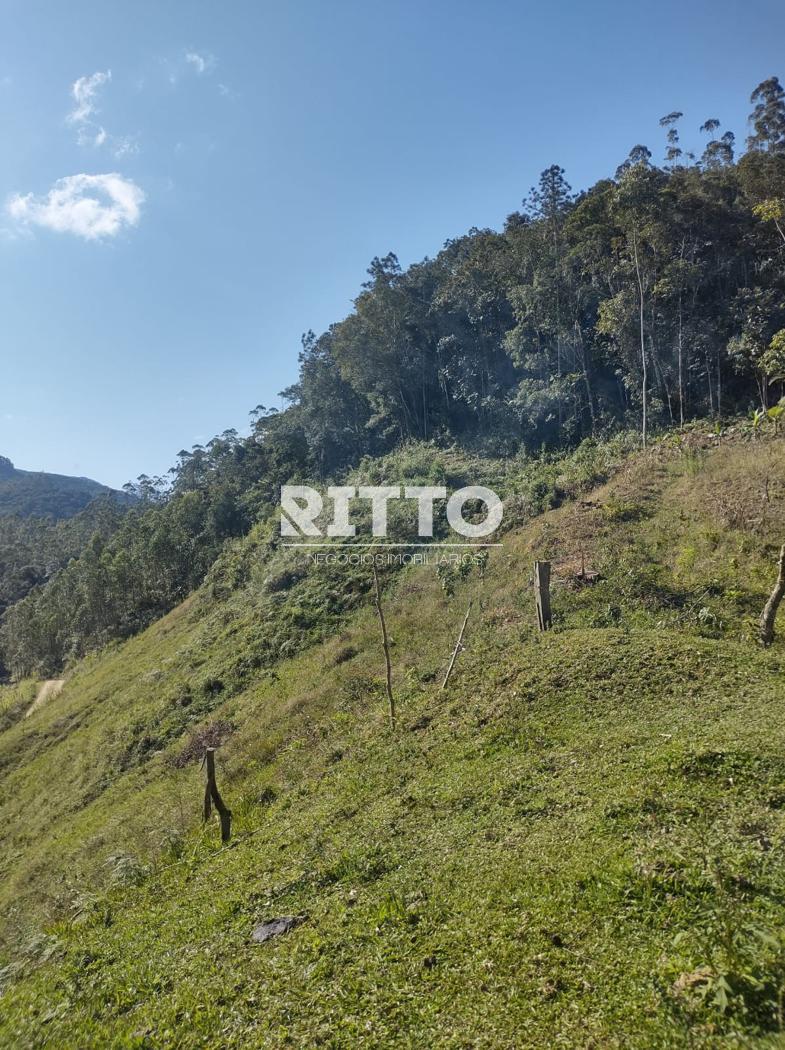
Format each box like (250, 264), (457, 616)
(505, 166), (585, 438)
(747, 77), (785, 154)
(695, 117), (735, 169)
(600, 154), (666, 444)
(330, 253), (440, 444)
(281, 329), (372, 476)
(429, 230), (517, 440)
(660, 111), (684, 166)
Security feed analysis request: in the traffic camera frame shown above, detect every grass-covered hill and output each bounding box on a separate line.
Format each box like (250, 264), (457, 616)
(0, 455), (126, 520)
(1, 428), (785, 1047)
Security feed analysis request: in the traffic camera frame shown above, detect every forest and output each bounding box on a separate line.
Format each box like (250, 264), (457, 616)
(1, 75), (784, 679)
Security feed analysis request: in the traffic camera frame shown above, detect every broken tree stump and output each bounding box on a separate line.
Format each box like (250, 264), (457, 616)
(576, 552), (600, 585)
(760, 544), (785, 647)
(203, 746), (232, 843)
(534, 560), (552, 632)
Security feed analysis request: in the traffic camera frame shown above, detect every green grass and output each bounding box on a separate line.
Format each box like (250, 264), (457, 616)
(1, 430), (785, 1047)
(0, 679), (36, 732)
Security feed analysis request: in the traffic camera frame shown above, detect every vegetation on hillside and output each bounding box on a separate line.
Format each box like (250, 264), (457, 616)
(2, 75), (785, 680)
(0, 432), (784, 1046)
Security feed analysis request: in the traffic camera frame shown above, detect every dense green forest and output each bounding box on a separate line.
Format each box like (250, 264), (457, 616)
(0, 498), (127, 622)
(0, 465), (133, 677)
(2, 75), (784, 679)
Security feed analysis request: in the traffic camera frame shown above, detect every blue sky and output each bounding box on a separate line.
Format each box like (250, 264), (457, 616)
(1, 0), (783, 488)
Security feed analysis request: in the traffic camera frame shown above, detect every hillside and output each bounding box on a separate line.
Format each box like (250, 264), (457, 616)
(3, 83), (785, 683)
(0, 456), (126, 520)
(1, 429), (784, 1047)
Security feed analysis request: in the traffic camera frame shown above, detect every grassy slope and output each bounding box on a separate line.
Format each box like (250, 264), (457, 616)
(2, 432), (785, 1047)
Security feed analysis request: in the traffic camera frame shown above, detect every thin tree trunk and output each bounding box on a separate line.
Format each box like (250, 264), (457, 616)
(633, 228), (647, 447)
(652, 336), (674, 424)
(421, 346), (428, 441)
(576, 321), (596, 435)
(760, 546), (785, 647)
(756, 373), (768, 411)
(677, 288), (685, 427)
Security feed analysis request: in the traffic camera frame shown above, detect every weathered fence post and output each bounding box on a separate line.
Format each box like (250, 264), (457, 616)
(203, 747), (232, 843)
(534, 560), (552, 632)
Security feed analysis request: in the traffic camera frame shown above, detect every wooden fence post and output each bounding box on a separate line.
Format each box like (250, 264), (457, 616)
(534, 560), (552, 632)
(203, 747), (232, 843)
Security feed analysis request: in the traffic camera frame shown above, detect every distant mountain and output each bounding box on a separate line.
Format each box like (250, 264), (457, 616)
(0, 455), (128, 519)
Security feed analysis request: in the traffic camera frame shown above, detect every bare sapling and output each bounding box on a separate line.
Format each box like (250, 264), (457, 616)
(372, 562), (395, 730)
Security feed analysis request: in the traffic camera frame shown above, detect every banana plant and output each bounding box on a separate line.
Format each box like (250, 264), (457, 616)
(766, 404), (785, 434)
(750, 407), (766, 439)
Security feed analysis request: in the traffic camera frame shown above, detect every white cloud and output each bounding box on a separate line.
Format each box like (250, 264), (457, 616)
(68, 70), (111, 124)
(112, 135), (139, 159)
(67, 71), (139, 156)
(7, 174), (144, 241)
(77, 124), (108, 148)
(185, 51), (214, 75)
(163, 50), (217, 86)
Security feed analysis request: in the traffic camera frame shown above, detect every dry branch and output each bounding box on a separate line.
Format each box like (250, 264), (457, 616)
(442, 601), (473, 689)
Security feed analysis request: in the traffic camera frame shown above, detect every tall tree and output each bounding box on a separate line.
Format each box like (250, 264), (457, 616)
(747, 77), (785, 154)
